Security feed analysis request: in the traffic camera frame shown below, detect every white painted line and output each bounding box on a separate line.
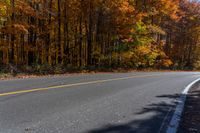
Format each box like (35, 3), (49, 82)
(166, 77), (200, 133)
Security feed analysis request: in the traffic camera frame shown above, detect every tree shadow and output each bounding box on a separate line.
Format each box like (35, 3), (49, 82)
(156, 94), (180, 99)
(86, 94), (181, 133)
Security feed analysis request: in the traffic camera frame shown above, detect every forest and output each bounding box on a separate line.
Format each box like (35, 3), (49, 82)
(0, 0), (200, 73)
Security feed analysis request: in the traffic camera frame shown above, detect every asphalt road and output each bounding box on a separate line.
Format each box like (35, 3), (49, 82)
(0, 72), (200, 133)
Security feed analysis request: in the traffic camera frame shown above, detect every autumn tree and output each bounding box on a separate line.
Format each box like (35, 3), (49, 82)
(0, 0), (200, 72)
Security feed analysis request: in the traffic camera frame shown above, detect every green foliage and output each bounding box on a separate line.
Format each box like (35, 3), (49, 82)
(131, 21), (154, 46)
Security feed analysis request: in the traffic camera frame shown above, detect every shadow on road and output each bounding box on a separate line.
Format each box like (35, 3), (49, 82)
(86, 94), (181, 133)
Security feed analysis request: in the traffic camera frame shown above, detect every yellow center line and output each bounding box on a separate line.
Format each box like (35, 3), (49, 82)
(0, 74), (160, 97)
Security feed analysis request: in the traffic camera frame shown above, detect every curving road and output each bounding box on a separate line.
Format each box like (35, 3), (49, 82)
(0, 72), (200, 133)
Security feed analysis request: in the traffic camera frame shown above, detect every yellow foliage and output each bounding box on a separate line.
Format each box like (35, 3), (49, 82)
(0, 2), (7, 17)
(162, 59), (173, 67)
(136, 45), (151, 55)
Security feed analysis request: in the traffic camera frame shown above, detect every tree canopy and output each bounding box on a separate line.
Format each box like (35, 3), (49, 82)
(0, 0), (200, 72)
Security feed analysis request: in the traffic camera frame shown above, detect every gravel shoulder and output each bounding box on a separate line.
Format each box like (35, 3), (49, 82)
(178, 83), (200, 133)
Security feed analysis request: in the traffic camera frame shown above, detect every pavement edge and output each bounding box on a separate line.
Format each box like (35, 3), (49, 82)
(166, 77), (200, 133)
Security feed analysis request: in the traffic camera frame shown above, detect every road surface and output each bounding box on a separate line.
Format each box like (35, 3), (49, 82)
(0, 72), (200, 133)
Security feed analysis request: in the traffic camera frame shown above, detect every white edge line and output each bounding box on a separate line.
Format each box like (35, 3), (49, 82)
(166, 77), (200, 133)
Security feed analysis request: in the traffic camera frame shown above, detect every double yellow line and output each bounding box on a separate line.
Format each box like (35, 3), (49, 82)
(0, 74), (159, 97)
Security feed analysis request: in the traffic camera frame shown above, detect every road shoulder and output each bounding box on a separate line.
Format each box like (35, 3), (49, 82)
(178, 83), (200, 133)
